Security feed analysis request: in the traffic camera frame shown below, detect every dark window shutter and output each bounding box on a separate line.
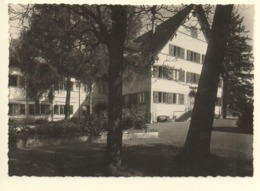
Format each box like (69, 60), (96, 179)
(159, 66), (163, 78)
(153, 91), (159, 103)
(196, 53), (201, 63)
(178, 94), (184, 104)
(179, 70), (185, 82)
(168, 69), (173, 80)
(173, 93), (176, 104)
(167, 93), (173, 104)
(163, 92), (167, 103)
(153, 66), (159, 78)
(180, 48), (185, 59)
(169, 44), (174, 56)
(187, 50), (191, 61)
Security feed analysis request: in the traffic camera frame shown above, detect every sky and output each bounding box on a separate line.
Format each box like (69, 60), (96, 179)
(9, 4), (255, 41)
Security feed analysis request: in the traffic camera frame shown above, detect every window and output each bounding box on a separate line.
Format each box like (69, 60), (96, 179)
(187, 50), (201, 63)
(153, 91), (178, 104)
(40, 104), (51, 115)
(186, 72), (200, 84)
(154, 66), (185, 82)
(137, 92), (146, 104)
(169, 45), (185, 59)
(54, 105), (59, 115)
(9, 75), (18, 86)
(8, 75), (25, 87)
(190, 27), (198, 38)
(60, 105), (65, 115)
(29, 104), (35, 115)
(167, 93), (177, 104)
(8, 103), (25, 116)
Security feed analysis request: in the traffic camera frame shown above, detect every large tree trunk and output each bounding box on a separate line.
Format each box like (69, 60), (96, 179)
(105, 5), (127, 175)
(222, 76), (228, 119)
(183, 5), (233, 175)
(64, 77), (71, 120)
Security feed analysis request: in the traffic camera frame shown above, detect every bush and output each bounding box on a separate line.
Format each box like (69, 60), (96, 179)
(84, 112), (108, 136)
(122, 109), (147, 130)
(237, 102), (253, 134)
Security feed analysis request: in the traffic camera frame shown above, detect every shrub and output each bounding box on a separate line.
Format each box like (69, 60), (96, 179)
(84, 112), (108, 136)
(122, 109), (147, 130)
(237, 102), (253, 134)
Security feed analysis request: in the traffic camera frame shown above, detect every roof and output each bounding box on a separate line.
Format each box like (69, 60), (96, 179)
(135, 4), (210, 56)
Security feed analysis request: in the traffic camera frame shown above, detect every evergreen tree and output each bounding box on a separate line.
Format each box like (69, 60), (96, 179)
(221, 9), (254, 125)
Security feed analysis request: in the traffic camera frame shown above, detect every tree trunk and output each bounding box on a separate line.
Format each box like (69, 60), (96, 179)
(105, 5), (127, 175)
(65, 77), (71, 120)
(183, 5), (233, 175)
(222, 76), (228, 119)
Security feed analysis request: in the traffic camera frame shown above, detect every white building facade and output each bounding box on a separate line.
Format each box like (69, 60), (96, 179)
(123, 6), (222, 122)
(8, 66), (108, 123)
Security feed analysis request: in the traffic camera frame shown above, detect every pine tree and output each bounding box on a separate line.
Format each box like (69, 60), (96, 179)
(221, 9), (253, 133)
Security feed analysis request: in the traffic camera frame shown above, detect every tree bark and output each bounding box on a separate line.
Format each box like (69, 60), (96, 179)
(105, 5), (127, 175)
(65, 77), (71, 120)
(183, 5), (233, 175)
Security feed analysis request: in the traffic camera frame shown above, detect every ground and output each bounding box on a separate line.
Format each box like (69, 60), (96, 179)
(8, 119), (253, 176)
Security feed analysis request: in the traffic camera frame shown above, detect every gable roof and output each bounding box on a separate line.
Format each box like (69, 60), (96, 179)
(135, 4), (210, 56)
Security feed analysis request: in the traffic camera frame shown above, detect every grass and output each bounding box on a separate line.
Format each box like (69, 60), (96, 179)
(8, 141), (253, 177)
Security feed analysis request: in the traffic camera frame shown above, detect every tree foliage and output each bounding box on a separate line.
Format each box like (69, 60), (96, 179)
(222, 9), (254, 119)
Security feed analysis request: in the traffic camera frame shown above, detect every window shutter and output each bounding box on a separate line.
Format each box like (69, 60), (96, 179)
(153, 91), (159, 103)
(179, 70), (185, 82)
(153, 66), (159, 78)
(163, 92), (167, 103)
(178, 94), (184, 104)
(169, 44), (174, 56)
(167, 93), (173, 104)
(188, 72), (192, 83)
(180, 48), (185, 59)
(159, 66), (163, 78)
(173, 93), (176, 104)
(168, 68), (173, 80)
(196, 53), (201, 63)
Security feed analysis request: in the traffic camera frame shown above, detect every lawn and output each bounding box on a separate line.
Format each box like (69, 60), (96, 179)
(8, 119), (253, 177)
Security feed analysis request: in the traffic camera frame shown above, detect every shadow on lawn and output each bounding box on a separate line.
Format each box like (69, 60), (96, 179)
(8, 143), (253, 177)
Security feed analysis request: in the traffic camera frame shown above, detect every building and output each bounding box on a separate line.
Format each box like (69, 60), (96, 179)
(8, 66), (108, 123)
(122, 5), (222, 122)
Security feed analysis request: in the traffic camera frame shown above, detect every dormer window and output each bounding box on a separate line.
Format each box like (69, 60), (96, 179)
(190, 27), (198, 38)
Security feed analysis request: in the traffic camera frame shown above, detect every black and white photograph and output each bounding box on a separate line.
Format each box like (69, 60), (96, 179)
(0, 0), (258, 190)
